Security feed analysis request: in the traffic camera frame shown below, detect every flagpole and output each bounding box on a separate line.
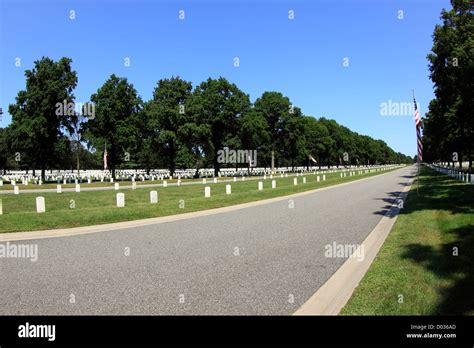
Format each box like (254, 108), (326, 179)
(413, 89), (419, 196)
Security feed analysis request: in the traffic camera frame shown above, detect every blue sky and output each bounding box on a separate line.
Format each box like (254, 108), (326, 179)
(0, 0), (450, 156)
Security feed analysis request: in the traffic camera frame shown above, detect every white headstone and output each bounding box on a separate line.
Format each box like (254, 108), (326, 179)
(88, 177), (91, 184)
(177, 179), (181, 186)
(293, 178), (297, 186)
(202, 178), (207, 184)
(263, 174), (267, 180)
(115, 183), (119, 190)
(272, 180), (276, 189)
(132, 182), (137, 190)
(258, 182), (263, 190)
(213, 177), (217, 183)
(116, 193), (125, 207)
(0, 180), (3, 186)
(75, 184), (80, 193)
(57, 185), (62, 193)
(242, 176), (246, 181)
(14, 186), (19, 195)
(226, 184), (231, 194)
(163, 180), (168, 188)
(204, 186), (211, 198)
(11, 180), (16, 186)
(317, 175), (320, 182)
(303, 177), (306, 184)
(323, 174), (326, 181)
(36, 196), (45, 213)
(110, 178), (114, 183)
(233, 177), (237, 182)
(150, 191), (158, 204)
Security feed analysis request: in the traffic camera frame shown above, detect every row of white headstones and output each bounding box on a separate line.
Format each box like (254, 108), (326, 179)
(0, 166), (397, 214)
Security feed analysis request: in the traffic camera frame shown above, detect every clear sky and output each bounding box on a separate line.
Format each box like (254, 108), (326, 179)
(0, 0), (451, 156)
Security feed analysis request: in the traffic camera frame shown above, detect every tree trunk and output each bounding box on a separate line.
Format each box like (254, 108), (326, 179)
(76, 150), (80, 177)
(271, 149), (275, 171)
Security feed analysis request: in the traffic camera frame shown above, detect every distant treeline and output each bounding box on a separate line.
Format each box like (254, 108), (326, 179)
(423, 0), (473, 170)
(0, 58), (412, 179)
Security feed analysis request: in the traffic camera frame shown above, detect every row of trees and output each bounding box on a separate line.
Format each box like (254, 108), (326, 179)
(0, 57), (412, 180)
(423, 0), (473, 170)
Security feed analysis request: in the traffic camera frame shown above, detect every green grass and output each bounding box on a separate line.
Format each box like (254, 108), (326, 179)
(341, 166), (474, 315)
(0, 167), (401, 233)
(0, 177), (199, 190)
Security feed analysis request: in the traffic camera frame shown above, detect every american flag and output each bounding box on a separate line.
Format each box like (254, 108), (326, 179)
(103, 144), (108, 170)
(413, 97), (423, 161)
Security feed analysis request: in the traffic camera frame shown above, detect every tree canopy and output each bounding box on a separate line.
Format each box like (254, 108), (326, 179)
(2, 59), (412, 176)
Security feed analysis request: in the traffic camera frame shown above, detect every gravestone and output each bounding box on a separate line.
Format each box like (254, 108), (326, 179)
(205, 186), (211, 198)
(14, 186), (19, 195)
(116, 193), (125, 207)
(150, 191), (158, 204)
(75, 184), (80, 193)
(272, 180), (276, 189)
(226, 184), (231, 194)
(36, 197), (45, 213)
(57, 185), (62, 193)
(258, 182), (263, 190)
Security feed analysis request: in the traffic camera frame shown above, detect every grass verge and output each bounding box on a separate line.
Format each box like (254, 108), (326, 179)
(341, 166), (474, 315)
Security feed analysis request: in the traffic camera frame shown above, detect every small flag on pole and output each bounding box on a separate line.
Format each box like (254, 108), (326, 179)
(103, 144), (108, 170)
(413, 96), (423, 161)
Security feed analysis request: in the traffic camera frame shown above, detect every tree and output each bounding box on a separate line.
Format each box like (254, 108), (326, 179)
(82, 74), (142, 179)
(8, 57), (78, 180)
(254, 92), (291, 170)
(144, 77), (193, 176)
(239, 109), (270, 171)
(0, 127), (8, 174)
(425, 0), (473, 170)
(192, 77), (250, 176)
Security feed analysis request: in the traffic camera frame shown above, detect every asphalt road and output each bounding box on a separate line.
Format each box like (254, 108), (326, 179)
(0, 165), (416, 315)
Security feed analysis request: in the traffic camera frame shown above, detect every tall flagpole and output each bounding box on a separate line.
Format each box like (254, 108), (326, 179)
(413, 90), (420, 196)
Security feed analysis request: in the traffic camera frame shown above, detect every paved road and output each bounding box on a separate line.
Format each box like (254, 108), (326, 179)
(0, 166), (416, 315)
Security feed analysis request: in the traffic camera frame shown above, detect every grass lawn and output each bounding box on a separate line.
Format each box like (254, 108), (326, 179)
(0, 177), (201, 190)
(0, 166), (401, 233)
(341, 166), (474, 315)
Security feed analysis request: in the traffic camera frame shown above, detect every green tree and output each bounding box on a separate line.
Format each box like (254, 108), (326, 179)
(425, 0), (473, 170)
(192, 77), (250, 176)
(82, 74), (142, 179)
(254, 92), (292, 170)
(8, 57), (78, 180)
(144, 77), (193, 176)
